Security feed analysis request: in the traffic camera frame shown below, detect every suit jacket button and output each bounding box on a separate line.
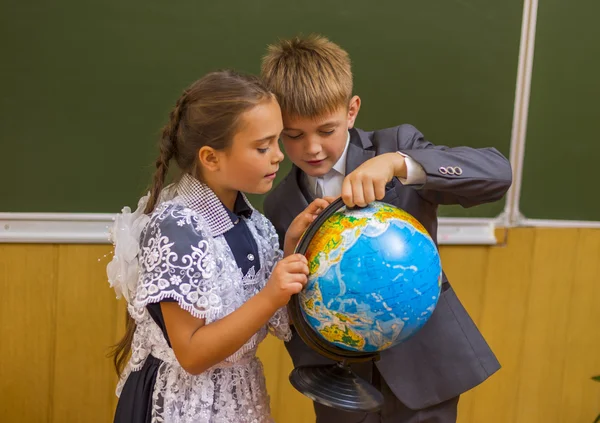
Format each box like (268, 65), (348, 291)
(439, 167), (448, 175)
(454, 166), (463, 175)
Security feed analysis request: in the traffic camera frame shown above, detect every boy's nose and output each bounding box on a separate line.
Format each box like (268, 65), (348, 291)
(305, 140), (322, 155)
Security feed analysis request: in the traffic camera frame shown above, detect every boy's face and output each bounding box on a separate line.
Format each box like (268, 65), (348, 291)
(280, 96), (360, 178)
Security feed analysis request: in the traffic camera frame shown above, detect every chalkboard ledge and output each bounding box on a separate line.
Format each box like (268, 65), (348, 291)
(0, 213), (113, 244)
(0, 213), (501, 245)
(518, 217), (600, 228)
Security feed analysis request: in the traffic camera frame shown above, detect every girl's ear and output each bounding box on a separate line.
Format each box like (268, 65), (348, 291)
(198, 146), (220, 172)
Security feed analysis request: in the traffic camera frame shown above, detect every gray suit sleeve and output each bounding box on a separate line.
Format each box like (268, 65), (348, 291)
(396, 124), (512, 207)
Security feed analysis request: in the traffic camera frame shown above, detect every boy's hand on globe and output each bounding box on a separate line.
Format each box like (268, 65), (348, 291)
(283, 197), (332, 257)
(262, 254), (309, 308)
(342, 153), (407, 207)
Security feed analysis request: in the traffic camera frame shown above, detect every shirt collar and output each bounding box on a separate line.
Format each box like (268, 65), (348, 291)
(332, 131), (351, 175)
(305, 131), (350, 194)
(176, 173), (253, 236)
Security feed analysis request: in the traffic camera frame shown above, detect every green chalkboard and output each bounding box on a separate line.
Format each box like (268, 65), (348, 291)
(520, 0), (600, 221)
(0, 0), (522, 217)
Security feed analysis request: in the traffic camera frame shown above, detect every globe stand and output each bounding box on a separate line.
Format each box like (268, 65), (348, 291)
(289, 363), (384, 413)
(289, 198), (384, 412)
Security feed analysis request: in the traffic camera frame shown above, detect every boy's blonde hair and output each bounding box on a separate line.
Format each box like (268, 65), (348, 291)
(261, 34), (352, 118)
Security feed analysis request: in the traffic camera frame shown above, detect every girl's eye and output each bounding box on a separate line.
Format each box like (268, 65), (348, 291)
(257, 148), (269, 154)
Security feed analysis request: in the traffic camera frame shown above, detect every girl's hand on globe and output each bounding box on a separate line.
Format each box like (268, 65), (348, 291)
(262, 254), (309, 308)
(283, 197), (333, 257)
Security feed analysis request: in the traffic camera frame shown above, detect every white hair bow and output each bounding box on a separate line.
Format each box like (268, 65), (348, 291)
(106, 193), (151, 303)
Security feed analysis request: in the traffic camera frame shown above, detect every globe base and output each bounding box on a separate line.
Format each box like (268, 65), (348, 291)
(289, 363), (384, 412)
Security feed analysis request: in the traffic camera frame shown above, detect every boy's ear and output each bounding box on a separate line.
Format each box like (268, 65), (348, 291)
(347, 95), (361, 129)
(198, 146), (220, 172)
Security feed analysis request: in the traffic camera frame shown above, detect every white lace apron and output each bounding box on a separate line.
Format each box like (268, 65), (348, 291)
(112, 197), (291, 423)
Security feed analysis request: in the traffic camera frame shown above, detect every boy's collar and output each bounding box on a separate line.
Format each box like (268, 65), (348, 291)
(176, 173), (253, 236)
(350, 127), (374, 149)
(345, 127), (375, 175)
(304, 132), (350, 196)
(305, 131), (351, 193)
(332, 131), (351, 175)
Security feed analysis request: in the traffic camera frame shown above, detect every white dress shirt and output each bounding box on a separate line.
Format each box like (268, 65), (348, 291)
(305, 131), (426, 198)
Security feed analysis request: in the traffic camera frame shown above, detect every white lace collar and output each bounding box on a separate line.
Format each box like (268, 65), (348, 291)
(176, 174), (254, 237)
(107, 175), (254, 302)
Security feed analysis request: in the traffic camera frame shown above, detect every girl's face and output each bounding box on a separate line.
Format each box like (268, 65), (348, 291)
(215, 96), (285, 196)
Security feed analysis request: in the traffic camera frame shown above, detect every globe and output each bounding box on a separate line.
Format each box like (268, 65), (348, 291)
(298, 201), (443, 354)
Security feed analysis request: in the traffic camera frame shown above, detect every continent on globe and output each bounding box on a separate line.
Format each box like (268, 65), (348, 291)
(320, 324), (365, 349)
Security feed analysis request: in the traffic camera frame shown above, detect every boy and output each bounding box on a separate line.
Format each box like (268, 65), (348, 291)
(262, 35), (512, 422)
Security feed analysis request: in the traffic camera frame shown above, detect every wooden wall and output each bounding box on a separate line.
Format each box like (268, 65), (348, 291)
(1, 228), (600, 422)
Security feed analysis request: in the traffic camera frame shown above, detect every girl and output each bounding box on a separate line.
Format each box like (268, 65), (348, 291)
(106, 70), (329, 423)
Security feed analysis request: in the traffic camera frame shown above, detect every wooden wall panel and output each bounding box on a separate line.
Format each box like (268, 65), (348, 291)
(463, 228), (536, 422)
(0, 245), (58, 422)
(514, 229), (581, 422)
(558, 230), (600, 422)
(2, 228), (600, 423)
(52, 245), (118, 422)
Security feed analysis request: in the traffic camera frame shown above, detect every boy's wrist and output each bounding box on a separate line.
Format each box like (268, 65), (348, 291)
(391, 152), (408, 179)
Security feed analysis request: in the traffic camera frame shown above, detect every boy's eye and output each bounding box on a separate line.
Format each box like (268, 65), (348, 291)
(257, 148), (269, 154)
(284, 133), (302, 140)
(320, 129), (335, 136)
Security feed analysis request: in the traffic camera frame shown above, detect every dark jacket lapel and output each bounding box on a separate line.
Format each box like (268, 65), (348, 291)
(345, 128), (376, 174)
